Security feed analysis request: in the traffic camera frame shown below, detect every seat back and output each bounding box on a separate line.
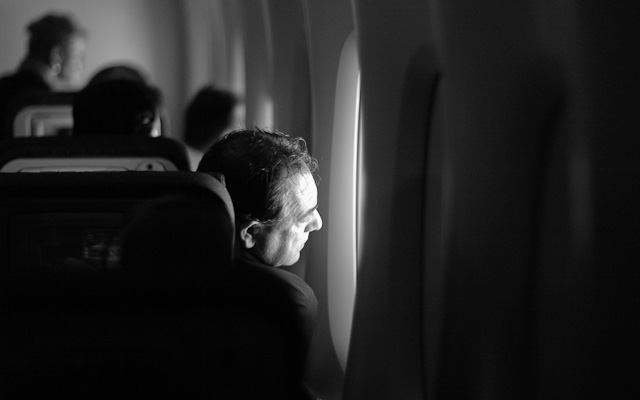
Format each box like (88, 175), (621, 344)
(118, 194), (296, 399)
(12, 104), (73, 137)
(1, 91), (75, 140)
(0, 136), (190, 172)
(0, 171), (240, 399)
(0, 171), (228, 272)
(0, 171), (309, 399)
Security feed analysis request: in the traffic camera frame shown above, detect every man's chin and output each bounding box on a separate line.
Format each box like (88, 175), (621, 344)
(279, 253), (301, 268)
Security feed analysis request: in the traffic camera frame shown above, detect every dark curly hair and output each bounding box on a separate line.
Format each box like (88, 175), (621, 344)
(72, 79), (162, 137)
(26, 13), (85, 64)
(197, 127), (318, 226)
(184, 86), (238, 151)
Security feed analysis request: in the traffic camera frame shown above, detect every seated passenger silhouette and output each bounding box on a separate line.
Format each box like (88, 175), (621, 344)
(183, 85), (239, 170)
(72, 79), (162, 137)
(198, 127), (323, 399)
(0, 12), (86, 139)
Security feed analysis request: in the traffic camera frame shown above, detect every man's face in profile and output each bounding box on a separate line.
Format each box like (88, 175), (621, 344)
(58, 34), (86, 87)
(249, 172), (322, 267)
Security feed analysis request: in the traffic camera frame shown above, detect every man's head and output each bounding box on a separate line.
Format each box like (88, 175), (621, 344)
(184, 86), (239, 151)
(72, 79), (162, 137)
(87, 65), (149, 87)
(198, 128), (322, 267)
(25, 13), (87, 87)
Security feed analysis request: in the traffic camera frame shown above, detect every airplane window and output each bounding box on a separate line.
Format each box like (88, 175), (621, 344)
(356, 85), (364, 272)
(327, 32), (360, 371)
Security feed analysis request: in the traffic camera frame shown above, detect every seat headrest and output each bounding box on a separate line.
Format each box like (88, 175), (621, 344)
(0, 136), (191, 171)
(119, 190), (235, 276)
(0, 171), (233, 273)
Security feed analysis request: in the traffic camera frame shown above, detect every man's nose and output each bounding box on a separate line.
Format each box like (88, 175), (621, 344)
(308, 210), (322, 232)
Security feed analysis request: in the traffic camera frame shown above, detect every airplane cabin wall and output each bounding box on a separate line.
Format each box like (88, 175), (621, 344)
(345, 0), (640, 399)
(432, 1), (640, 398)
(267, 1), (311, 141)
(433, 1), (575, 398)
(182, 0), (230, 99)
(557, 2), (640, 397)
(180, 0), (246, 138)
(236, 1), (272, 128)
(345, 2), (435, 399)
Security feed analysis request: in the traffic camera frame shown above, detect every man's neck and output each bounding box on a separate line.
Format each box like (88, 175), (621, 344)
(236, 247), (275, 267)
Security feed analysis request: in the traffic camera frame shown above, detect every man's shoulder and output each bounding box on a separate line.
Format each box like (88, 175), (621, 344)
(0, 72), (17, 91)
(0, 69), (48, 90)
(0, 70), (24, 87)
(0, 70), (49, 104)
(235, 258), (317, 308)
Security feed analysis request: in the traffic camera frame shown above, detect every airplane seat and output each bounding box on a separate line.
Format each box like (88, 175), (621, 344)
(0, 171), (226, 277)
(0, 171), (299, 399)
(0, 172), (230, 398)
(0, 136), (190, 172)
(1, 91), (76, 140)
(117, 193), (295, 399)
(119, 193), (235, 274)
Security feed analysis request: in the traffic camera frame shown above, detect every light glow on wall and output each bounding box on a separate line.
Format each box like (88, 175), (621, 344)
(327, 31), (360, 372)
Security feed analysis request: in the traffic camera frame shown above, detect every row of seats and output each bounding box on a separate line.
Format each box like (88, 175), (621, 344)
(1, 92), (75, 139)
(0, 136), (190, 172)
(0, 170), (298, 397)
(0, 85), (308, 396)
(0, 171), (229, 269)
(0, 172), (227, 398)
(0, 172), (302, 399)
(2, 90), (167, 140)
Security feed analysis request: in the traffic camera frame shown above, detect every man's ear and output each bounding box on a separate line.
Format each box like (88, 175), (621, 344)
(210, 172), (226, 187)
(50, 46), (63, 66)
(238, 220), (261, 249)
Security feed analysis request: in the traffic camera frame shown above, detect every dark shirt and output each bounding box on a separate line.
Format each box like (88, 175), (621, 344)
(0, 68), (51, 140)
(235, 257), (318, 357)
(233, 256), (319, 399)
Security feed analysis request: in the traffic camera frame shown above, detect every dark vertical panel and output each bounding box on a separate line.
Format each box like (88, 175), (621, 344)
(423, 73), (448, 400)
(395, 45), (440, 399)
(432, 0), (640, 398)
(529, 2), (593, 399)
(576, 1), (640, 397)
(345, 2), (433, 399)
(432, 1), (567, 398)
(388, 44), (439, 398)
(530, 1), (640, 398)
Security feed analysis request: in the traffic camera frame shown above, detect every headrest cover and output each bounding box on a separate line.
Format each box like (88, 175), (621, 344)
(119, 190), (235, 276)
